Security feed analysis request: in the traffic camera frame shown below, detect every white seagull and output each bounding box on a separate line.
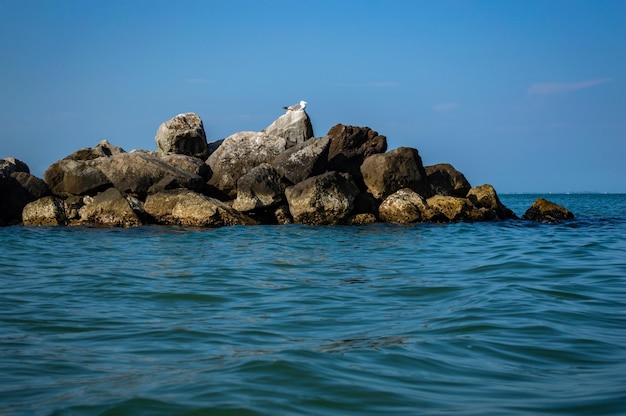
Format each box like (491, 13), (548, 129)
(283, 100), (307, 111)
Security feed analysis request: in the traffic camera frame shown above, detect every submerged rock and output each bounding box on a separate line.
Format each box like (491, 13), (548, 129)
(522, 198), (574, 224)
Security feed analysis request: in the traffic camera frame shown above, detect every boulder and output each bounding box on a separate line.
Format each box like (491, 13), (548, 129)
(46, 152), (206, 198)
(206, 131), (288, 198)
(22, 196), (68, 226)
(425, 163), (471, 197)
(44, 158), (113, 196)
(379, 188), (432, 223)
(426, 195), (477, 222)
(0, 157), (30, 176)
(284, 171), (360, 225)
(160, 153), (210, 179)
(360, 147), (430, 200)
(1, 165), (51, 225)
(98, 152), (205, 196)
(233, 163), (289, 212)
(155, 113), (208, 159)
(78, 187), (143, 227)
(522, 198), (574, 224)
(346, 213), (377, 226)
(326, 124), (387, 185)
(65, 139), (126, 161)
(262, 108), (314, 147)
(274, 204), (293, 225)
(272, 137), (330, 185)
(144, 189), (257, 227)
(466, 184), (517, 220)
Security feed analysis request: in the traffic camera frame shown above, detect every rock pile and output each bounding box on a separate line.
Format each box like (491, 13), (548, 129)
(1, 108), (573, 227)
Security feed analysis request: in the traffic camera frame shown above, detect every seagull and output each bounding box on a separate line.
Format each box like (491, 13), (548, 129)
(283, 100), (307, 111)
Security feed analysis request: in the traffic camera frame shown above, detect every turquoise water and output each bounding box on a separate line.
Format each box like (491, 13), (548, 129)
(1, 194), (625, 415)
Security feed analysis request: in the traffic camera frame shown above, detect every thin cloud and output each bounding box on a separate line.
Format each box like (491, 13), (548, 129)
(528, 78), (612, 95)
(432, 102), (458, 112)
(332, 82), (400, 88)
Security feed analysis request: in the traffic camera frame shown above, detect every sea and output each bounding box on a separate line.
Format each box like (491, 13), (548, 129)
(1, 193), (625, 416)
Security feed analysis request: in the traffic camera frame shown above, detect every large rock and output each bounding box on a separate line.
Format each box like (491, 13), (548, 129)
(78, 187), (143, 227)
(98, 152), (205, 196)
(272, 137), (330, 185)
(45, 152), (205, 197)
(65, 140), (126, 161)
(160, 154), (210, 179)
(425, 163), (471, 197)
(44, 158), (112, 196)
(1, 159), (51, 225)
(206, 131), (288, 198)
(466, 184), (517, 220)
(379, 188), (432, 223)
(326, 124), (387, 184)
(144, 189), (256, 227)
(426, 195), (477, 222)
(155, 113), (208, 159)
(22, 196), (68, 226)
(0, 157), (30, 176)
(233, 163), (288, 212)
(522, 198), (574, 224)
(360, 147), (430, 200)
(262, 108), (314, 147)
(284, 171), (360, 225)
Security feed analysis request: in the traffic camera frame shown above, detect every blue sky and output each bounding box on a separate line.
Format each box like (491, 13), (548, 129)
(1, 0), (624, 193)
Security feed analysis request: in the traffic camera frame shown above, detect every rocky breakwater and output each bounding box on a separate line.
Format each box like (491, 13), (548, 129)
(2, 107), (574, 227)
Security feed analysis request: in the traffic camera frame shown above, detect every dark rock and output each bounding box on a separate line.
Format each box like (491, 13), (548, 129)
(522, 198), (574, 224)
(326, 124), (387, 185)
(206, 131), (288, 198)
(466, 184), (517, 220)
(285, 171), (360, 225)
(98, 152), (205, 196)
(22, 196), (68, 226)
(155, 113), (208, 159)
(425, 163), (471, 197)
(65, 140), (126, 161)
(1, 167), (51, 225)
(160, 154), (210, 180)
(144, 189), (257, 227)
(233, 163), (289, 212)
(78, 187), (143, 227)
(263, 108), (314, 147)
(360, 147), (430, 200)
(44, 158), (112, 196)
(0, 157), (30, 176)
(346, 213), (377, 225)
(272, 136), (330, 185)
(426, 195), (478, 222)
